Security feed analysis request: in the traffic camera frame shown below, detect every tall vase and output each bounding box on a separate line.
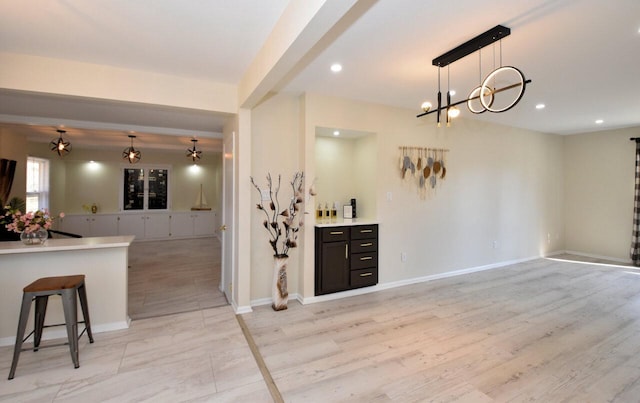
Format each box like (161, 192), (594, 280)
(272, 254), (289, 311)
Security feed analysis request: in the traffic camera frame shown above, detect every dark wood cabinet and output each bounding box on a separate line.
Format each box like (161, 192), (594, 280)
(315, 224), (378, 295)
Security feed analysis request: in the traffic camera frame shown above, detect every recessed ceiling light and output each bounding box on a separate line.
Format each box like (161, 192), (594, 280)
(333, 130), (340, 136)
(535, 103), (545, 109)
(330, 63), (342, 73)
(595, 119), (604, 124)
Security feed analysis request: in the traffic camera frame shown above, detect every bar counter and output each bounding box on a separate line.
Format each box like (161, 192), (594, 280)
(0, 236), (134, 346)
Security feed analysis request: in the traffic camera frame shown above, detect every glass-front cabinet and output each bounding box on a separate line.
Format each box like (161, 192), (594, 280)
(122, 167), (169, 211)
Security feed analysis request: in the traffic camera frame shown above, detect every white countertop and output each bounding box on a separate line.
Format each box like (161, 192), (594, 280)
(0, 235), (135, 255)
(315, 218), (379, 228)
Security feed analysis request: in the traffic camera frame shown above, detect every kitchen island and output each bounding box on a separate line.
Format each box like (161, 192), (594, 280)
(0, 236), (134, 346)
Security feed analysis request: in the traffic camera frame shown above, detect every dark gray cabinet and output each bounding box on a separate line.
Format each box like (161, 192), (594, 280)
(315, 224), (378, 295)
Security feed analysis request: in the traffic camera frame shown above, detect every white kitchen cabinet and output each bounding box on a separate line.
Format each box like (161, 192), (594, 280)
(170, 211), (216, 238)
(60, 212), (212, 241)
(117, 213), (170, 240)
(60, 214), (119, 238)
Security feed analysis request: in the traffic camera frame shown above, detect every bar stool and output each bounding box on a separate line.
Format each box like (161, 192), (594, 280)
(8, 275), (94, 380)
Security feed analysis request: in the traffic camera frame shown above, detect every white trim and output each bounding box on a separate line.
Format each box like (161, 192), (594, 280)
(563, 250), (632, 265)
(299, 255), (540, 305)
(0, 320), (129, 347)
(233, 300), (252, 314)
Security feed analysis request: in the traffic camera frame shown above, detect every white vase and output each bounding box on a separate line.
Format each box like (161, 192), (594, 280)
(20, 228), (48, 245)
(272, 255), (289, 311)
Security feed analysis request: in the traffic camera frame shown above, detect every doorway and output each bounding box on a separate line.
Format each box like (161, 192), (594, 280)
(127, 237), (227, 319)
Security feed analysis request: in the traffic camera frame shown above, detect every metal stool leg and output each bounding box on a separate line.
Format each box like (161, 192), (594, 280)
(77, 282), (94, 343)
(33, 295), (49, 351)
(8, 293), (33, 380)
(61, 289), (79, 369)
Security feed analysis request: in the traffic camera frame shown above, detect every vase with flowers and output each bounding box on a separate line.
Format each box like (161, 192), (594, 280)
(2, 207), (65, 245)
(250, 172), (304, 311)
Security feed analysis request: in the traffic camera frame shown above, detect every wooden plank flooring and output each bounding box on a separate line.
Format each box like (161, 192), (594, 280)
(242, 258), (640, 402)
(2, 256), (640, 401)
(128, 237), (227, 319)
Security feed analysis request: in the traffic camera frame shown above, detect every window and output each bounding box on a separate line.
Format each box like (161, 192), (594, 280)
(122, 167), (169, 211)
(26, 157), (49, 212)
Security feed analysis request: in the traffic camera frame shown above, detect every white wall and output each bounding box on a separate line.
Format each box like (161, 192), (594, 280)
(250, 93), (302, 302)
(249, 92), (565, 302)
(315, 134), (377, 218)
(564, 127), (637, 261)
(26, 142), (222, 215)
(298, 93), (565, 301)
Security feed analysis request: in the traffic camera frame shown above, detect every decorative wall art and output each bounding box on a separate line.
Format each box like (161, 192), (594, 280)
(399, 146), (449, 197)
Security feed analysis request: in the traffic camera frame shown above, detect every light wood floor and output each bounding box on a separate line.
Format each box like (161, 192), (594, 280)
(243, 257), (640, 402)
(128, 237), (228, 319)
(2, 257), (640, 402)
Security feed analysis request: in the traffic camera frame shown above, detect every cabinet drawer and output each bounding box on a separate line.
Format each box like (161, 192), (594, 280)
(351, 225), (378, 240)
(350, 268), (378, 288)
(320, 227), (350, 242)
(351, 238), (377, 254)
(351, 252), (378, 270)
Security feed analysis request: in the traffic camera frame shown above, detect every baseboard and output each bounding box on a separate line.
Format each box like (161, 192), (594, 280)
(250, 294), (301, 308)
(232, 300), (253, 314)
(250, 252), (630, 309)
(0, 320), (130, 347)
(300, 255), (540, 305)
(299, 256), (540, 305)
(561, 250), (632, 265)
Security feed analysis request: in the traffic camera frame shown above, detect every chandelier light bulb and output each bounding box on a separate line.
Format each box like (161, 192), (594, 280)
(421, 101), (432, 112)
(50, 129), (72, 157)
(448, 106), (461, 118)
(186, 138), (202, 162)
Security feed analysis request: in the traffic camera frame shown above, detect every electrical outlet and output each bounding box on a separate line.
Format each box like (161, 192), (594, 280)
(547, 233), (551, 243)
(386, 191), (393, 201)
(260, 190), (270, 201)
(492, 240), (499, 249)
(401, 252), (407, 262)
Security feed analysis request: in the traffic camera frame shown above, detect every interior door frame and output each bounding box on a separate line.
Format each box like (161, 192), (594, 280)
(220, 130), (235, 305)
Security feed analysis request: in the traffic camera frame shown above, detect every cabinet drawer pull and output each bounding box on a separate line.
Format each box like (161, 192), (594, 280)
(360, 242), (373, 247)
(345, 244), (349, 259)
(359, 272), (373, 277)
(360, 229), (373, 233)
(330, 231), (344, 235)
(360, 256), (373, 261)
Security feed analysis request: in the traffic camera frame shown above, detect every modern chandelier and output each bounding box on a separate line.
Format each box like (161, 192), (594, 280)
(122, 134), (141, 164)
(417, 25), (532, 126)
(50, 129), (72, 157)
(186, 138), (202, 162)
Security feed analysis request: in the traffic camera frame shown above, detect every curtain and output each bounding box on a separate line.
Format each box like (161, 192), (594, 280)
(0, 158), (17, 203)
(631, 141), (640, 266)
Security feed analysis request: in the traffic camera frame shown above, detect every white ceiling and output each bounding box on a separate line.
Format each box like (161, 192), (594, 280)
(1, 0), (639, 150)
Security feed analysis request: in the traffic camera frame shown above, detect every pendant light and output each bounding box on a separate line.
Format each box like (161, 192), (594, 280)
(122, 135), (141, 164)
(50, 129), (72, 157)
(416, 25), (531, 125)
(186, 138), (202, 162)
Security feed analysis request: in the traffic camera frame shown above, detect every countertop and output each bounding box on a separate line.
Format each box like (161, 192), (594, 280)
(315, 218), (379, 228)
(0, 235), (135, 255)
